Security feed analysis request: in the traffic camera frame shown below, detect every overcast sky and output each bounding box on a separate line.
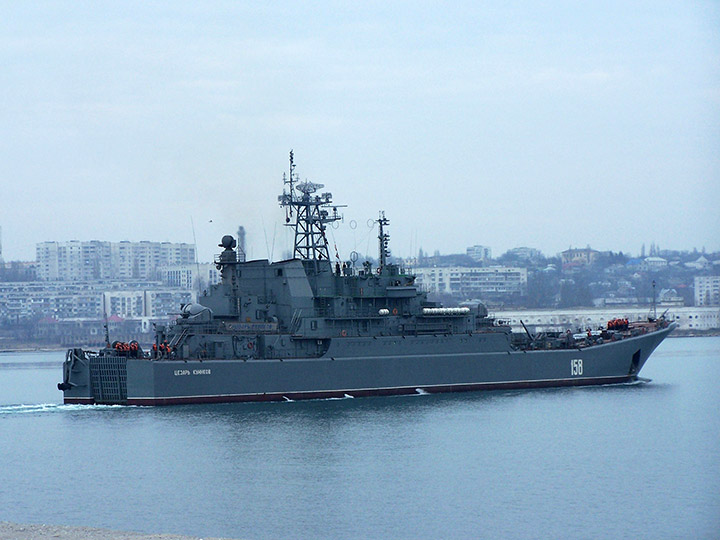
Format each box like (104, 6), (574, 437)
(1, 1), (718, 263)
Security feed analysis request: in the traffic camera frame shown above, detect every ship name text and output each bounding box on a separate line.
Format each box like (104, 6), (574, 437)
(174, 369), (212, 376)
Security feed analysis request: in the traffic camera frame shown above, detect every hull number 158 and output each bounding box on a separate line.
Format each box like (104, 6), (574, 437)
(571, 359), (583, 376)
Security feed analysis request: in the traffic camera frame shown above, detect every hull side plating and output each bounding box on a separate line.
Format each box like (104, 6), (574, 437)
(62, 325), (673, 405)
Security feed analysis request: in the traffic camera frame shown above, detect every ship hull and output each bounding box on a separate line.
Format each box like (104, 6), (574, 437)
(62, 324), (673, 406)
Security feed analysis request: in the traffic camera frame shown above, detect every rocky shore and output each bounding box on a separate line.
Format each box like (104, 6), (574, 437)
(0, 523), (239, 540)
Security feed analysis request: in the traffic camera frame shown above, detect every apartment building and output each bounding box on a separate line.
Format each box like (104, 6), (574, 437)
(159, 263), (221, 290)
(0, 280), (194, 321)
(413, 266), (527, 299)
(695, 276), (720, 306)
(36, 241), (196, 281)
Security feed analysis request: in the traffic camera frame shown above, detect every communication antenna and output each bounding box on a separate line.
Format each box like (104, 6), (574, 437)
(651, 280), (657, 321)
(278, 151), (345, 269)
(376, 211), (390, 271)
(104, 316), (110, 347)
(102, 294), (110, 347)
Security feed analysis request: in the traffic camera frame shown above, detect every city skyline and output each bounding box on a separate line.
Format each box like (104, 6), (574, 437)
(1, 211), (717, 264)
(0, 232), (716, 268)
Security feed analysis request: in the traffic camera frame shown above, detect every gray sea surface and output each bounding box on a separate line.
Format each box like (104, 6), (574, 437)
(1, 337), (718, 540)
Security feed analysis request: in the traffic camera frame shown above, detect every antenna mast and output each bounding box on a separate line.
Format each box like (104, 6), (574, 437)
(651, 279), (657, 320)
(377, 211), (390, 271)
(278, 151), (343, 265)
(102, 294), (110, 347)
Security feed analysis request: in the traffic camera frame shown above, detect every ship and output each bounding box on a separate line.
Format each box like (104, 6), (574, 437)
(58, 152), (675, 405)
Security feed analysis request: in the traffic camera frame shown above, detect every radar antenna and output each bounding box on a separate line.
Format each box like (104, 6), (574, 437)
(278, 151), (344, 264)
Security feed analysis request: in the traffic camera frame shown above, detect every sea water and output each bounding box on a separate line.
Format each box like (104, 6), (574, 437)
(1, 337), (718, 539)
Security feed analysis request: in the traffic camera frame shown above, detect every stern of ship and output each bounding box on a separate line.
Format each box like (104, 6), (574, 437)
(58, 349), (128, 405)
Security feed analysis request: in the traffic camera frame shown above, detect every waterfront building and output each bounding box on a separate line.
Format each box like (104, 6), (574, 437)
(0, 280), (194, 322)
(159, 263), (221, 291)
(35, 317), (146, 347)
(658, 288), (685, 306)
(412, 266), (527, 299)
(492, 306), (720, 332)
(36, 241), (196, 281)
(695, 276), (720, 306)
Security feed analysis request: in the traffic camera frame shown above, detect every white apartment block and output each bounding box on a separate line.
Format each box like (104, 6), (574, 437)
(507, 247), (542, 260)
(103, 290), (195, 318)
(0, 281), (194, 321)
(36, 241), (196, 281)
(413, 266), (527, 298)
(466, 245), (492, 262)
(695, 276), (720, 306)
(159, 263), (221, 291)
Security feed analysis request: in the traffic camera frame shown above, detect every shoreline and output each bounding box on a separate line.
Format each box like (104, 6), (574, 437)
(0, 347), (66, 353)
(667, 329), (720, 337)
(0, 522), (239, 540)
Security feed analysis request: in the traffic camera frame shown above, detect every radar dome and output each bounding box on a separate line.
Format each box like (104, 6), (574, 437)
(219, 235), (237, 249)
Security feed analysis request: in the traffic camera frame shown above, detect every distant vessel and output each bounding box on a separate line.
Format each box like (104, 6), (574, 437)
(58, 152), (675, 405)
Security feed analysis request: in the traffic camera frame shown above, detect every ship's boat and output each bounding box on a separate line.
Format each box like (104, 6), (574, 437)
(58, 153), (675, 405)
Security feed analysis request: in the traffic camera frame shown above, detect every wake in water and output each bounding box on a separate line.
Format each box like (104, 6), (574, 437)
(598, 377), (652, 387)
(627, 377), (652, 385)
(298, 393), (356, 402)
(0, 403), (128, 415)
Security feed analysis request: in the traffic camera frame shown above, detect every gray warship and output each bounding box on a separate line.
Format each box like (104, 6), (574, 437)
(58, 153), (675, 405)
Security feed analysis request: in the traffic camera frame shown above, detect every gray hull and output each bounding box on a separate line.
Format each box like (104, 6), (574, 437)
(62, 324), (673, 405)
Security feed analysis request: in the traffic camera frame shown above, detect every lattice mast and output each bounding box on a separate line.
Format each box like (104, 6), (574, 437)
(377, 211), (390, 271)
(278, 151), (343, 264)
